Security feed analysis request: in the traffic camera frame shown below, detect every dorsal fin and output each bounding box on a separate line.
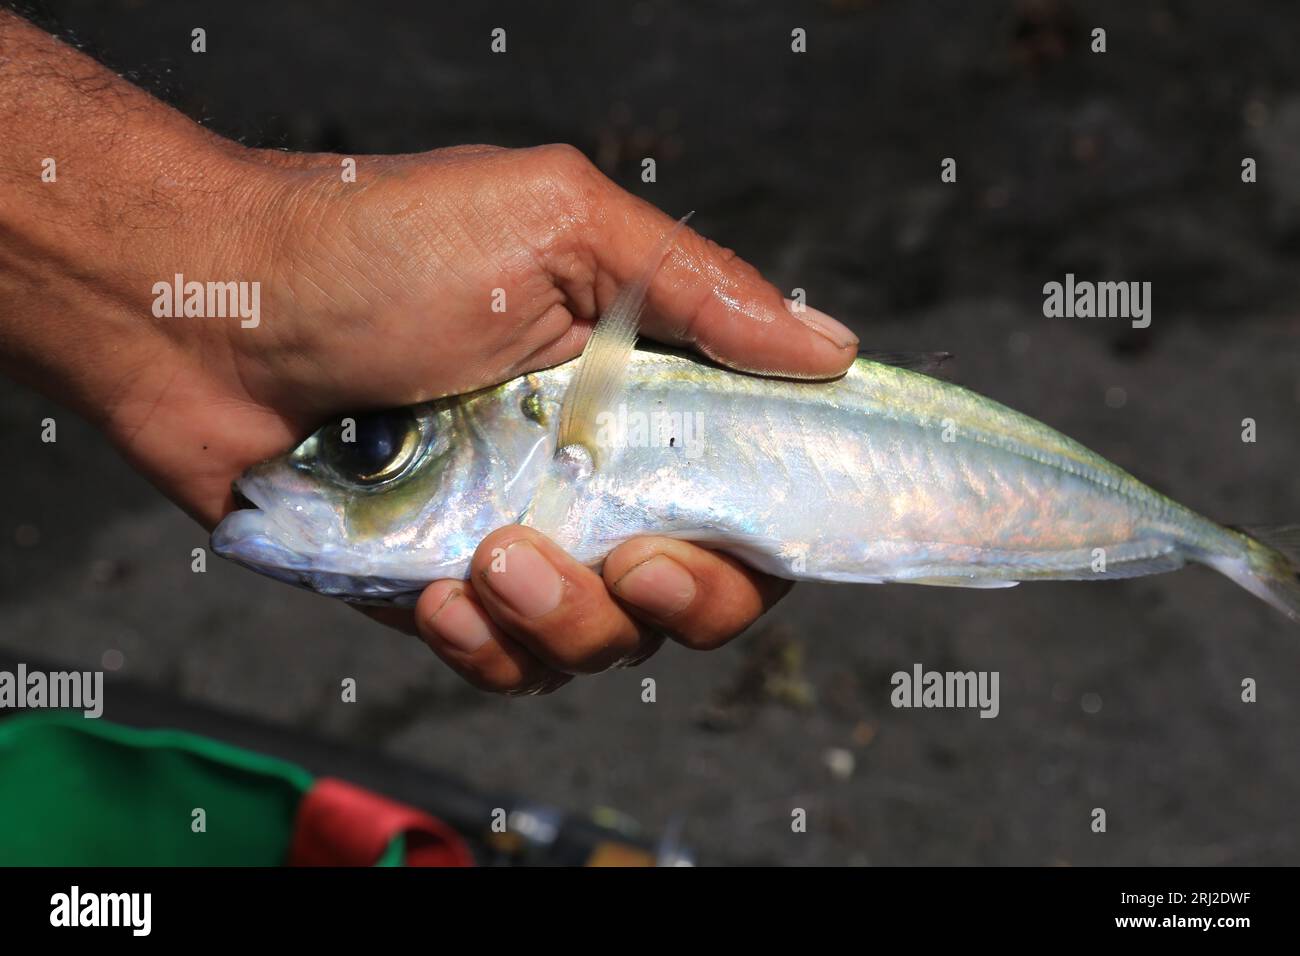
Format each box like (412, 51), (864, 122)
(857, 350), (954, 376)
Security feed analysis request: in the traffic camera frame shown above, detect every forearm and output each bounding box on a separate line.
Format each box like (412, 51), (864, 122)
(0, 11), (262, 423)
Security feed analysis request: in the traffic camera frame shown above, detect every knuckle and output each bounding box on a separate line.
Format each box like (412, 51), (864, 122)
(537, 615), (630, 674)
(506, 673), (571, 697)
(670, 594), (767, 651)
(615, 634), (665, 668)
(464, 654), (544, 695)
(650, 557), (793, 655)
(432, 143), (505, 163)
(519, 143), (603, 217)
(672, 622), (739, 652)
(470, 674), (519, 695)
(455, 663), (522, 695)
(530, 142), (595, 179)
(548, 635), (619, 674)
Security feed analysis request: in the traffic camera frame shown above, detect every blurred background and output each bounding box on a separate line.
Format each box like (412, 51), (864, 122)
(2, 0), (1299, 864)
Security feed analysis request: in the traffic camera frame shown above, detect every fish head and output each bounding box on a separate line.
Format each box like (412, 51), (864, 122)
(211, 377), (559, 605)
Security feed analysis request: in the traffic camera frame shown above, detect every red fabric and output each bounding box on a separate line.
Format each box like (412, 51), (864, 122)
(289, 777), (474, 867)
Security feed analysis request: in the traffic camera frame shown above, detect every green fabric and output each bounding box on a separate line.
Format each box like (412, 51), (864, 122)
(0, 713), (316, 866)
(374, 834), (405, 867)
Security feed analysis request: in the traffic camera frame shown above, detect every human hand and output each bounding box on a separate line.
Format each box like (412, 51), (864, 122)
(0, 14), (859, 692)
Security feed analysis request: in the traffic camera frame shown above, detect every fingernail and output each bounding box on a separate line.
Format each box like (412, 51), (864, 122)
(482, 540), (563, 618)
(427, 589), (493, 653)
(612, 555), (697, 619)
(785, 298), (858, 349)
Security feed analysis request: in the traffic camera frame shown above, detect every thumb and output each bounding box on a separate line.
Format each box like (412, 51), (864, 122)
(590, 192), (859, 379)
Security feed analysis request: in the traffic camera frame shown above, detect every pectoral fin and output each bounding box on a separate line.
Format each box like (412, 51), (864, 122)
(555, 212), (694, 463)
(523, 213), (692, 543)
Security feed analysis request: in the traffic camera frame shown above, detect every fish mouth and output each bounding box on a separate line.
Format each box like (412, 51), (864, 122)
(230, 483), (259, 512)
(211, 475), (428, 606)
(211, 507), (426, 607)
(211, 507), (314, 577)
(211, 476), (317, 579)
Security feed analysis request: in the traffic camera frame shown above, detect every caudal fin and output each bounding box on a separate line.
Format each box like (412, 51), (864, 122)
(1215, 524), (1300, 623)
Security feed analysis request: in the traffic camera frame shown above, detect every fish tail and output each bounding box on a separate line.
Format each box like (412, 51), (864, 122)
(1208, 524), (1300, 623)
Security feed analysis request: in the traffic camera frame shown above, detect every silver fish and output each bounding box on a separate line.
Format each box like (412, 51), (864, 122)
(211, 342), (1300, 620)
(213, 216), (1300, 618)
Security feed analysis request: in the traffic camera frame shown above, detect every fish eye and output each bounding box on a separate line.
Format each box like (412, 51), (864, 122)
(320, 409), (422, 486)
